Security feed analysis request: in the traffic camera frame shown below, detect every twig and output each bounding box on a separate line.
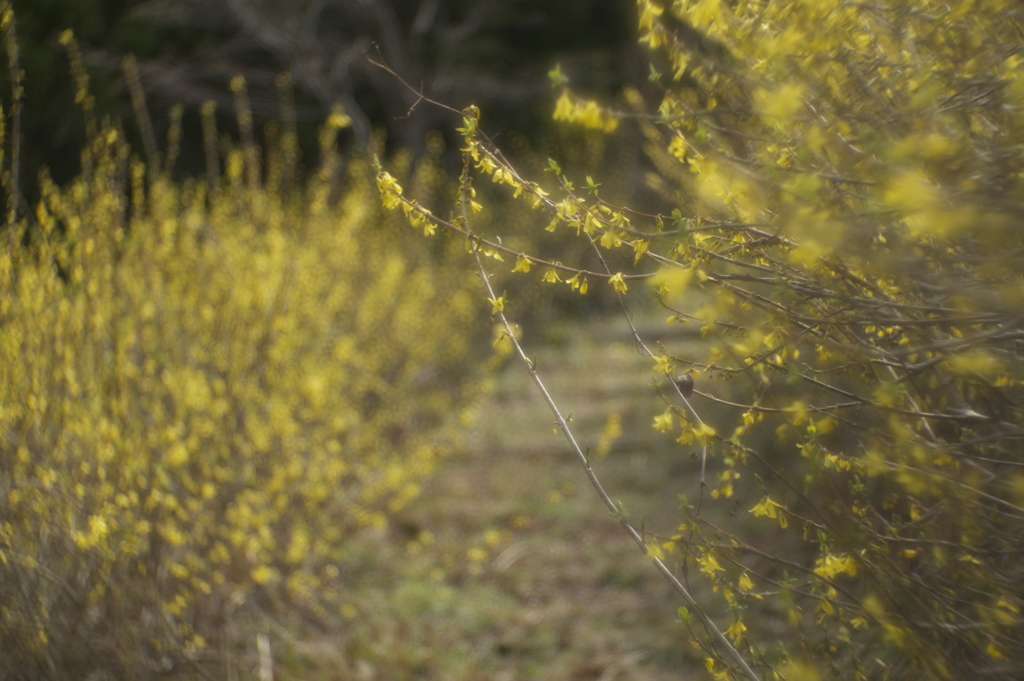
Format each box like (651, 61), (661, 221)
(455, 140), (762, 681)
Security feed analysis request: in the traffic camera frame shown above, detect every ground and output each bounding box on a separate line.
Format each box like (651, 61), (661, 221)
(282, 312), (716, 680)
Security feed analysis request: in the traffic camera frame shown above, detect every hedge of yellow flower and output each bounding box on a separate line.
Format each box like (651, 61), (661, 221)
(0, 71), (489, 675)
(377, 1), (1024, 678)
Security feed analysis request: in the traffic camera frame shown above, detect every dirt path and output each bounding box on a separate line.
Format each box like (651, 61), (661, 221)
(382, 313), (708, 680)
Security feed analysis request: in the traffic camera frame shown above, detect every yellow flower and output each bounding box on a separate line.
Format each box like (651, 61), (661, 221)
(653, 409), (674, 433)
(553, 91), (574, 121)
(512, 255), (533, 273)
(608, 272), (628, 292)
(542, 268), (563, 283)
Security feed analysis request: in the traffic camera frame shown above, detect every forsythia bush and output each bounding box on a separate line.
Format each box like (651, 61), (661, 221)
(378, 1), (1024, 679)
(0, 47), (488, 677)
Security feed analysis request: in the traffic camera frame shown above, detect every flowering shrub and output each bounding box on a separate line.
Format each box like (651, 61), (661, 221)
(377, 1), (1024, 679)
(0, 46), (490, 676)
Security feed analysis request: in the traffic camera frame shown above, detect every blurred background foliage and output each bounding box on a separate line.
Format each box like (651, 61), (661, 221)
(2, 0), (640, 196)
